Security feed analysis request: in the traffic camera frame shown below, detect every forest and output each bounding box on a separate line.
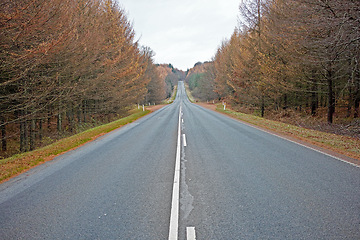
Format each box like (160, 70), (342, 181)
(186, 0), (359, 133)
(0, 0), (182, 158)
(1, 0), (359, 158)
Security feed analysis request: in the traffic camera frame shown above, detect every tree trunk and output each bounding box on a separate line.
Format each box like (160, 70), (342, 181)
(355, 81), (360, 118)
(354, 72), (360, 118)
(0, 117), (6, 152)
(24, 118), (29, 152)
(20, 111), (25, 152)
(347, 84), (352, 118)
(83, 100), (87, 123)
(30, 118), (36, 151)
(283, 94), (288, 109)
(77, 105), (82, 124)
(311, 78), (318, 116)
(327, 77), (335, 124)
(57, 111), (62, 132)
(261, 95), (265, 117)
(67, 109), (74, 133)
(355, 97), (360, 118)
(20, 111), (29, 152)
(47, 107), (52, 131)
(39, 118), (43, 142)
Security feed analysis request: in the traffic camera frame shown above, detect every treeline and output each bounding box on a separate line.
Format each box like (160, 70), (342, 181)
(185, 62), (217, 101)
(157, 63), (185, 98)
(0, 0), (166, 156)
(190, 0), (360, 124)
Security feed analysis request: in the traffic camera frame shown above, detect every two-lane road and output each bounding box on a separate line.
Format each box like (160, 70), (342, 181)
(1, 82), (359, 239)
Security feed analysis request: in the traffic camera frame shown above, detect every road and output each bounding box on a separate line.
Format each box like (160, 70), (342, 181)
(0, 82), (359, 239)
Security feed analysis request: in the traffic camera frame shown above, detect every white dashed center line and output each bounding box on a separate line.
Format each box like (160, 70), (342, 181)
(183, 134), (187, 147)
(187, 227), (196, 240)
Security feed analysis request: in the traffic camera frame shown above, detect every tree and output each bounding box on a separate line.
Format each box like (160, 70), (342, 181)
(210, 0), (360, 123)
(0, 0), (159, 157)
(142, 47), (166, 104)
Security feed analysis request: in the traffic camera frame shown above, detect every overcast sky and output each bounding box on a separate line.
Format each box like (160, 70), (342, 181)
(117, 0), (240, 71)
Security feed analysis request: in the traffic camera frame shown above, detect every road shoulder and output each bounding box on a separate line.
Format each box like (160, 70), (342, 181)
(196, 102), (360, 167)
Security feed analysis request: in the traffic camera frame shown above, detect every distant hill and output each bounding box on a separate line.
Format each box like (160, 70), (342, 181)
(185, 61), (218, 101)
(156, 64), (186, 97)
(185, 61), (212, 81)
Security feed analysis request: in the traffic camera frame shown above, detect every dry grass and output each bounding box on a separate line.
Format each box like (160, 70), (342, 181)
(184, 83), (196, 103)
(164, 85), (178, 104)
(0, 109), (151, 183)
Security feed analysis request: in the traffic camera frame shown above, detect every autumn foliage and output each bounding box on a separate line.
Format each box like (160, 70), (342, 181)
(193, 0), (360, 125)
(0, 0), (167, 156)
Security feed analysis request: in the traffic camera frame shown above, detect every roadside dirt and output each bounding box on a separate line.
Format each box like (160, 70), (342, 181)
(196, 102), (217, 111)
(146, 104), (167, 112)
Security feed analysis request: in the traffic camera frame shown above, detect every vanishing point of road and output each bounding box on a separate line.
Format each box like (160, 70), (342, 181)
(0, 82), (359, 239)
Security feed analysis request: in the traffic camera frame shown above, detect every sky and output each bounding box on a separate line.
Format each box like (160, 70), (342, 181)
(117, 0), (240, 71)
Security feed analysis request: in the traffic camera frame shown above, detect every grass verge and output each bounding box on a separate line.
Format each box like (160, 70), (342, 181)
(164, 85), (178, 104)
(184, 83), (196, 103)
(216, 105), (360, 162)
(0, 109), (151, 183)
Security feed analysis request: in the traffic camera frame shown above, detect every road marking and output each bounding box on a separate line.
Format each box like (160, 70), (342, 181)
(186, 227), (196, 240)
(194, 103), (359, 168)
(238, 121), (360, 168)
(183, 134), (187, 147)
(218, 112), (360, 168)
(168, 105), (182, 240)
(276, 136), (360, 168)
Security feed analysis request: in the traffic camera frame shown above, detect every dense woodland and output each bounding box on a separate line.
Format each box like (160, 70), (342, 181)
(1, 0), (359, 158)
(0, 0), (180, 158)
(187, 0), (360, 127)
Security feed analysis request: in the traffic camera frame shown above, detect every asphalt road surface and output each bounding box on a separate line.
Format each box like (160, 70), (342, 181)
(0, 82), (359, 240)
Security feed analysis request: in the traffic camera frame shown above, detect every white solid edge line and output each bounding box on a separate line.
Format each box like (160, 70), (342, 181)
(235, 118), (360, 168)
(168, 105), (182, 240)
(183, 134), (187, 147)
(186, 227), (196, 240)
(195, 104), (359, 168)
